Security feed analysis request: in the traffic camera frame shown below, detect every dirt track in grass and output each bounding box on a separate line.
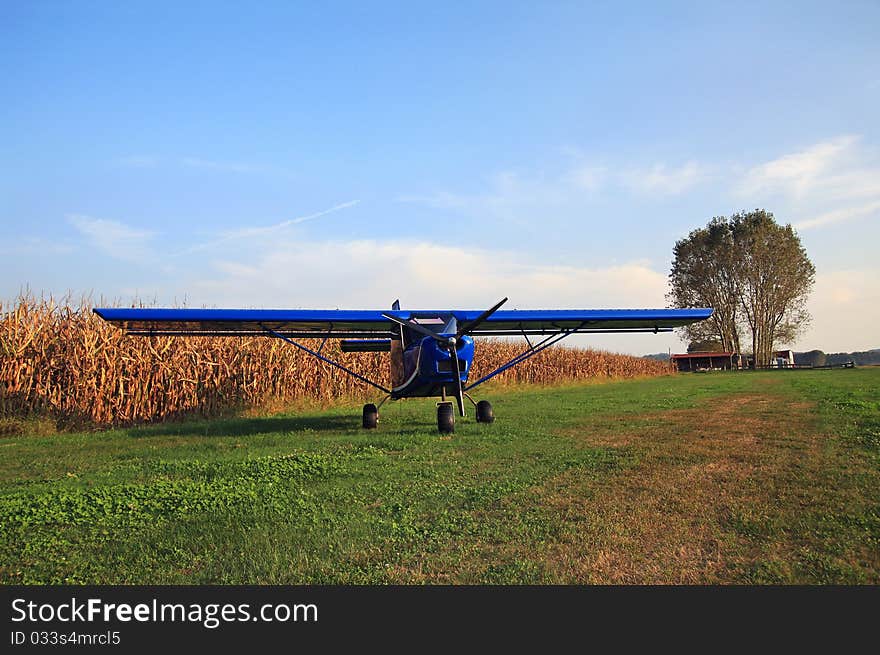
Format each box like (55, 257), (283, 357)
(534, 382), (871, 583)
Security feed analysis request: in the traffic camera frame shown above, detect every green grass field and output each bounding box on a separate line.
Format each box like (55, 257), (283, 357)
(1, 369), (878, 584)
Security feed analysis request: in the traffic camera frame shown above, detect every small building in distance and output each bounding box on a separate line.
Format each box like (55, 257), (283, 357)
(772, 349), (795, 368)
(743, 350), (796, 369)
(671, 352), (743, 372)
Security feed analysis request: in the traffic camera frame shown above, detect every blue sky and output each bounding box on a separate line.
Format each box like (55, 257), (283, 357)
(2, 1), (879, 354)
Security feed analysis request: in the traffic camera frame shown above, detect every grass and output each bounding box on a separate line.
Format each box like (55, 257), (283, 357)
(0, 369), (877, 584)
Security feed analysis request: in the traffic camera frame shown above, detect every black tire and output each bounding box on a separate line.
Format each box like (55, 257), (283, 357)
(437, 403), (455, 434)
(362, 403), (378, 429)
(476, 400), (495, 423)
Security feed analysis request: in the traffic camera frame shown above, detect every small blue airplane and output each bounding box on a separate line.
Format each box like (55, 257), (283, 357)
(94, 300), (711, 433)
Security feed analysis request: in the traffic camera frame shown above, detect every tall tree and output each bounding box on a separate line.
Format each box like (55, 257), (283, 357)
(668, 210), (814, 367)
(730, 210), (814, 367)
(668, 217), (742, 353)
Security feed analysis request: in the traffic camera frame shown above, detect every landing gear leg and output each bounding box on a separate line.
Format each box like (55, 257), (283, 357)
(362, 395), (391, 429)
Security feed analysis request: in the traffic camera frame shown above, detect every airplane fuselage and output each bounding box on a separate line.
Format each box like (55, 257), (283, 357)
(391, 334), (474, 398)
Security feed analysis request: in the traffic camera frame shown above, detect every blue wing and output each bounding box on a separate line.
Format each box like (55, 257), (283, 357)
(93, 308), (395, 337)
(448, 308), (712, 334)
(93, 307), (712, 337)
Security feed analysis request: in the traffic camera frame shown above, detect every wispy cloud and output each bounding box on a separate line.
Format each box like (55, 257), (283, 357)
(183, 231), (880, 352)
(189, 236), (672, 352)
(794, 200), (880, 231)
(395, 191), (473, 211)
(66, 214), (155, 262)
(737, 135), (880, 231)
(195, 237), (669, 309)
(397, 170), (579, 229)
(566, 165), (608, 192)
(621, 161), (707, 195)
(398, 157), (710, 225)
(401, 136), (879, 236)
(738, 135), (859, 199)
(176, 200), (362, 255)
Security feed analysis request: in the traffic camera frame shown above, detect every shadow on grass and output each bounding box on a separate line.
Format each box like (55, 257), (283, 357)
(121, 414), (362, 439)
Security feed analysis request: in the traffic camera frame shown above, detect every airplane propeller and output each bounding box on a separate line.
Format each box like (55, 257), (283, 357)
(381, 298), (508, 417)
(454, 296), (508, 340)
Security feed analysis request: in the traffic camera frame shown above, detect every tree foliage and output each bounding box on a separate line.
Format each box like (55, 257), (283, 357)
(668, 209), (815, 367)
(687, 339), (724, 353)
(796, 350), (827, 367)
(669, 217), (741, 353)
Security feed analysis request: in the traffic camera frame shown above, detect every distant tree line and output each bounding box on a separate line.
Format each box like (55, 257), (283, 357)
(645, 349), (879, 366)
(795, 349), (880, 367)
(668, 209), (815, 368)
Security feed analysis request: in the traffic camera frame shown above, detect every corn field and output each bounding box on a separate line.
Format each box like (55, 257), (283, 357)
(1, 295), (672, 429)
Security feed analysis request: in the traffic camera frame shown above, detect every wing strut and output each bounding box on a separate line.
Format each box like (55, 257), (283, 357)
(258, 324), (391, 394)
(464, 324), (585, 392)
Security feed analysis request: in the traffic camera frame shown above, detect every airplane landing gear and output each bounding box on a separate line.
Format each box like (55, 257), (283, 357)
(465, 393), (494, 424)
(362, 403), (378, 429)
(363, 396), (491, 433)
(437, 402), (455, 434)
(475, 400), (494, 423)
